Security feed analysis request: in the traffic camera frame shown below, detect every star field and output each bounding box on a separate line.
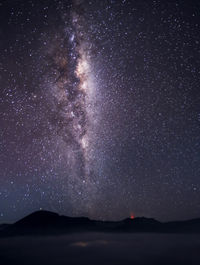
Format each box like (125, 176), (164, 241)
(0, 0), (200, 222)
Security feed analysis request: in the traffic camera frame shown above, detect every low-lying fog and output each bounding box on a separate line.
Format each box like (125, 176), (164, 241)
(0, 233), (200, 265)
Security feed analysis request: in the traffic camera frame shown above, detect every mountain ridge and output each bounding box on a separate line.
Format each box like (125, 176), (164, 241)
(1, 210), (200, 237)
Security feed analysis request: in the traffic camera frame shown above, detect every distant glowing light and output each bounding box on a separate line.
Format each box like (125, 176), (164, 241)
(130, 213), (134, 219)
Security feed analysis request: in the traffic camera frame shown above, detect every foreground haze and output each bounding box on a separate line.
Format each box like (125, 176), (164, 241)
(0, 233), (200, 265)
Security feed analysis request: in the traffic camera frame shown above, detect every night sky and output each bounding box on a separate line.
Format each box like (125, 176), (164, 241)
(0, 0), (200, 223)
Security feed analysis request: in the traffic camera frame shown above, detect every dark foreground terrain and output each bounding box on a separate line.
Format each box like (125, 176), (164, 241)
(0, 233), (200, 265)
(0, 211), (200, 265)
(1, 210), (200, 236)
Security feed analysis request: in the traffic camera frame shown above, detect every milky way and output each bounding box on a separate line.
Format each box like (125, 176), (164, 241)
(42, 1), (99, 214)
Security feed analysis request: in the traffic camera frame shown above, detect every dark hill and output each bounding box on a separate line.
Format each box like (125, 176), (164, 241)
(1, 210), (200, 237)
(120, 217), (162, 232)
(15, 210), (60, 226)
(1, 210), (94, 236)
(14, 210), (92, 228)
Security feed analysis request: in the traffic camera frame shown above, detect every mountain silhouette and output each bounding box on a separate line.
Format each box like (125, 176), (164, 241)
(1, 210), (200, 237)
